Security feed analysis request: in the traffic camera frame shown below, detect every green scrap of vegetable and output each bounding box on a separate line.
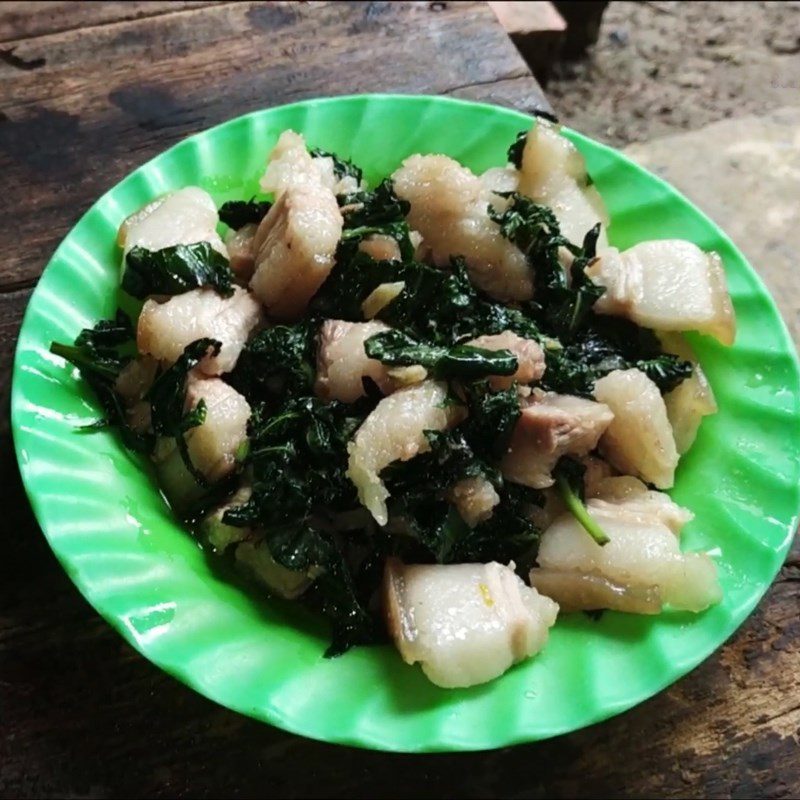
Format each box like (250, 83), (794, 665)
(338, 179), (409, 227)
(507, 131), (527, 169)
(123, 242), (235, 299)
(263, 523), (381, 657)
(75, 310), (135, 352)
(554, 457), (610, 546)
(384, 430), (540, 565)
(541, 317), (693, 397)
(461, 382), (521, 462)
(489, 193), (604, 339)
(490, 194), (690, 395)
(335, 179), (415, 261)
(312, 252), (540, 346)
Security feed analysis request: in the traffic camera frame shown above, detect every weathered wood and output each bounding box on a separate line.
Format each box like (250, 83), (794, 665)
(0, 1), (217, 43)
(0, 289), (29, 432)
(0, 0), (546, 291)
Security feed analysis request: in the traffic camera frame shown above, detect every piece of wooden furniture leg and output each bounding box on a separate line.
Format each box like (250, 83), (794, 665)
(553, 0), (610, 58)
(488, 1), (567, 85)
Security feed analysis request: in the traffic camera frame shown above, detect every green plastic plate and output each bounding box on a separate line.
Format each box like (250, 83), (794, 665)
(11, 95), (800, 752)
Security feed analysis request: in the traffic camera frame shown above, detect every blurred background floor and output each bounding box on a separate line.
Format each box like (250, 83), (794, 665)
(548, 0), (800, 146)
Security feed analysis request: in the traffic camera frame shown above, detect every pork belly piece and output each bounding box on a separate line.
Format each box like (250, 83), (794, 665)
(347, 380), (464, 525)
(315, 319), (396, 403)
(586, 241), (735, 345)
(384, 559), (558, 688)
(118, 187), (227, 257)
(657, 331), (718, 453)
(593, 368), (678, 489)
(137, 286), (262, 375)
(250, 185), (343, 320)
(532, 496), (720, 614)
(516, 119), (610, 250)
(392, 154), (533, 302)
(154, 377), (251, 506)
(467, 330), (545, 391)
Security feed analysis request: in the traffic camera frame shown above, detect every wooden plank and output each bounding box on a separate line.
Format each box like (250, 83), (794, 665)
(0, 1), (217, 43)
(0, 289), (28, 434)
(0, 0), (546, 291)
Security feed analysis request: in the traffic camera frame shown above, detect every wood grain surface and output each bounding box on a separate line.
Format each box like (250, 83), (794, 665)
(0, 1), (219, 42)
(0, 3), (797, 799)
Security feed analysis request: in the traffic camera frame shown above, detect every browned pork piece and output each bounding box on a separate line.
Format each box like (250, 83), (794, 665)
(502, 392), (614, 489)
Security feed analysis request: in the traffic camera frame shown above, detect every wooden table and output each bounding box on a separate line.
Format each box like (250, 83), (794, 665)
(1, 3), (797, 797)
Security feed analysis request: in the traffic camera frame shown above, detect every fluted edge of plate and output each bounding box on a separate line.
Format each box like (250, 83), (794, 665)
(11, 94), (800, 752)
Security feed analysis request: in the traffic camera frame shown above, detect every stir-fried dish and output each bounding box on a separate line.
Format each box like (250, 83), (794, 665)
(51, 117), (735, 688)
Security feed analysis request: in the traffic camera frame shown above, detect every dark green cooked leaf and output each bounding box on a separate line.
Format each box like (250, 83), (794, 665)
(338, 179), (409, 228)
(148, 338), (221, 486)
(489, 192), (606, 340)
(238, 522), (382, 657)
(309, 147), (363, 183)
(49, 315), (150, 453)
(364, 329), (518, 381)
(311, 251), (541, 347)
(222, 392), (380, 657)
(461, 382), (521, 462)
(228, 320), (318, 403)
(541, 316), (693, 397)
(218, 199), (272, 230)
(448, 482), (543, 566)
(507, 130), (527, 169)
(74, 310), (134, 352)
(123, 242), (235, 299)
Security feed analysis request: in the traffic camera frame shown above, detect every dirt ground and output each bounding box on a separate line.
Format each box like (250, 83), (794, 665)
(547, 1), (800, 146)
